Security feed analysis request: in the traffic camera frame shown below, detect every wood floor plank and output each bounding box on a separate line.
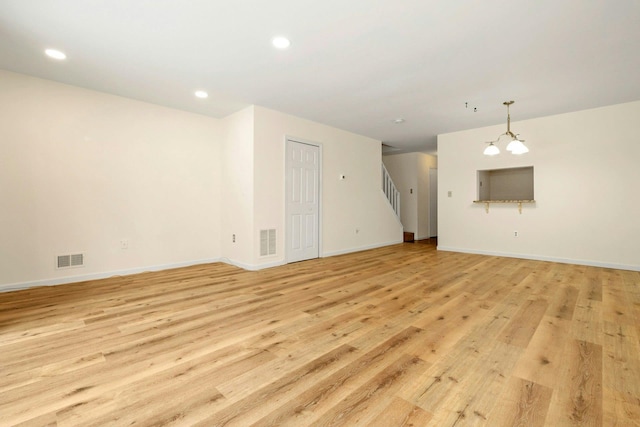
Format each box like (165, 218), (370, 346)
(486, 377), (553, 427)
(572, 296), (604, 346)
(546, 284), (579, 320)
(512, 316), (572, 389)
(602, 321), (640, 400)
(307, 353), (427, 427)
(497, 298), (549, 348)
(214, 319), (369, 402)
(13, 412), (58, 427)
(1, 241), (637, 426)
(603, 269), (637, 327)
(545, 339), (603, 426)
(414, 339), (523, 425)
(408, 293), (488, 363)
(366, 397), (433, 427)
(250, 327), (427, 427)
(603, 387), (640, 426)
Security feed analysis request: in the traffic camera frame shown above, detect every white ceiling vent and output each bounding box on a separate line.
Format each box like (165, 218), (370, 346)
(57, 253), (84, 269)
(260, 229), (276, 257)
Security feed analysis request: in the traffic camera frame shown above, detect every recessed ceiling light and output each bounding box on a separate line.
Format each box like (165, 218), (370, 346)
(392, 118), (406, 124)
(272, 36), (291, 49)
(194, 90), (208, 99)
(45, 49), (66, 60)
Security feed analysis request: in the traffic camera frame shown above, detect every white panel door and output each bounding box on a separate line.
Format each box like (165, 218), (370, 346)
(286, 140), (320, 262)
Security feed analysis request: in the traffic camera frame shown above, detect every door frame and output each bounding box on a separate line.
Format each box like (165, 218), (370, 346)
(284, 136), (323, 263)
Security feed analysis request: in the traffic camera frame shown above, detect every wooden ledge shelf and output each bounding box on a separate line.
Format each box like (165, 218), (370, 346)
(473, 200), (535, 214)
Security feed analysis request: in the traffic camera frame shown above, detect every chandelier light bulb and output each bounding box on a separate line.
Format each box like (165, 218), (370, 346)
(510, 140), (529, 155)
(483, 142), (500, 156)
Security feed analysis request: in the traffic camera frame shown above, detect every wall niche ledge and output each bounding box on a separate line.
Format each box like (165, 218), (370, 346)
(473, 199), (536, 214)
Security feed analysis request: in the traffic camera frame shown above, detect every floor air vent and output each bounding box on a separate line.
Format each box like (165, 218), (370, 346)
(260, 229), (276, 256)
(57, 253), (84, 269)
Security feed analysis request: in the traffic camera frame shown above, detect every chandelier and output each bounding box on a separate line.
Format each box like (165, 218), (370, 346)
(483, 101), (529, 156)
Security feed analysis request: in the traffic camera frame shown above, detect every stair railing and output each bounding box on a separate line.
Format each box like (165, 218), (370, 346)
(382, 163), (400, 219)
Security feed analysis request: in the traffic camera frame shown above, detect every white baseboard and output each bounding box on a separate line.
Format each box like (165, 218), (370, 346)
(1, 239), (418, 293)
(0, 258), (222, 293)
(437, 246), (640, 272)
(219, 258), (286, 271)
(322, 239), (403, 258)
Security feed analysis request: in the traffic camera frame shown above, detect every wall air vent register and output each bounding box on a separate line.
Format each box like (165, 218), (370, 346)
(57, 253), (85, 269)
(260, 229), (276, 256)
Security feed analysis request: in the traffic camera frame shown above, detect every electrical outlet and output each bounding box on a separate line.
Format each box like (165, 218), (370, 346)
(448, 191), (452, 198)
(232, 234), (236, 243)
(120, 239), (129, 249)
(514, 231), (518, 237)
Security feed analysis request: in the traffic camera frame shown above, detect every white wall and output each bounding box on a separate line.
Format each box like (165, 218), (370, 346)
(220, 106), (255, 268)
(254, 106), (403, 265)
(383, 152), (437, 239)
(0, 70), (222, 289)
(438, 101), (640, 271)
(0, 71), (404, 289)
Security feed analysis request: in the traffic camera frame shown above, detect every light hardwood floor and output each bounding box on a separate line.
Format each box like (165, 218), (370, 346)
(1, 242), (639, 426)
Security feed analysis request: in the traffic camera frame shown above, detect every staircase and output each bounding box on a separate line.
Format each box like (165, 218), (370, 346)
(382, 163), (400, 219)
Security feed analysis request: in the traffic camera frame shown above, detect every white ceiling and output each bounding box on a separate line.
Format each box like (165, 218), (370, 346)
(1, 0), (639, 154)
